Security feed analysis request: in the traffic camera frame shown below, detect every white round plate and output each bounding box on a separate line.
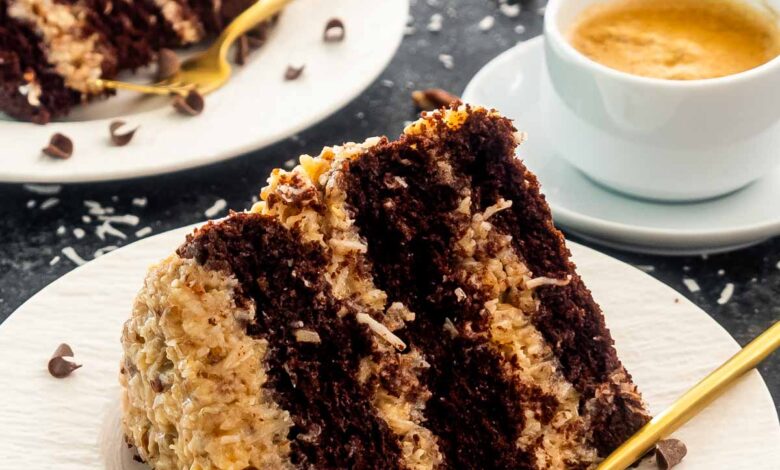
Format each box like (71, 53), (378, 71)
(1, 0), (408, 183)
(463, 37), (780, 256)
(0, 225), (777, 468)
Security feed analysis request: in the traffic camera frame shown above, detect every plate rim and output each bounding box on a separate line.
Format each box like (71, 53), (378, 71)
(462, 36), (780, 252)
(0, 0), (409, 184)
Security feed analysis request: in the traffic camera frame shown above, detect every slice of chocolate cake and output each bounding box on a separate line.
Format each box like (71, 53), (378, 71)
(0, 0), (274, 123)
(120, 106), (651, 469)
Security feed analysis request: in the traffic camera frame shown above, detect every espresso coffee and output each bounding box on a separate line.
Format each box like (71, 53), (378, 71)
(569, 0), (780, 80)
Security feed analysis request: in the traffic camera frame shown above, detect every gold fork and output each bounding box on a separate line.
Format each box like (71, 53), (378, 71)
(91, 0), (292, 96)
(598, 320), (780, 469)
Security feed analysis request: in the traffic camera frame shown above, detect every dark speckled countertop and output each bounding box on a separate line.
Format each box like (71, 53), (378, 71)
(0, 0), (777, 416)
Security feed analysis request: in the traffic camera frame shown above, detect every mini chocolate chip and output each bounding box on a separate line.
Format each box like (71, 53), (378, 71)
(172, 90), (205, 116)
(42, 133), (73, 159)
(235, 35), (249, 66)
(109, 120), (139, 146)
(157, 48), (180, 80)
(323, 18), (345, 42)
(656, 439), (687, 470)
(150, 376), (164, 393)
(48, 343), (81, 378)
(284, 64), (305, 81)
(411, 88), (460, 111)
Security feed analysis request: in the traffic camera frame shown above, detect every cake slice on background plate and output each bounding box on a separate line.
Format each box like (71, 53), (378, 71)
(120, 105), (651, 469)
(0, 0), (271, 123)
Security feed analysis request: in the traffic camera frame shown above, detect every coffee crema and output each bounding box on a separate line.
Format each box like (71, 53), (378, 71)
(569, 0), (780, 80)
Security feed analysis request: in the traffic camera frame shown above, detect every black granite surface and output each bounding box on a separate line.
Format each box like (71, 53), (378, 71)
(0, 0), (777, 419)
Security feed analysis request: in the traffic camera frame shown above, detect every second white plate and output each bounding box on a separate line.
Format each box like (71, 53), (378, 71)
(1, 0), (408, 183)
(463, 37), (780, 255)
(0, 225), (777, 468)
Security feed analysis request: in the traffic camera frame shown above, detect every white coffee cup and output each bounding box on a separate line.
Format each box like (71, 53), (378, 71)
(541, 0), (780, 201)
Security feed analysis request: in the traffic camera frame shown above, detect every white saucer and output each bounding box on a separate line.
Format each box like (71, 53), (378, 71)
(0, 225), (777, 468)
(462, 37), (780, 256)
(0, 0), (407, 183)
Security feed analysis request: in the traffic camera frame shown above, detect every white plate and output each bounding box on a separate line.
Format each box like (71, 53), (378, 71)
(462, 37), (780, 256)
(1, 0), (408, 183)
(0, 225), (777, 468)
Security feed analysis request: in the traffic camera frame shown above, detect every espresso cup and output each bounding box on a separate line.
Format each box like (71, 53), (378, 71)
(541, 0), (780, 201)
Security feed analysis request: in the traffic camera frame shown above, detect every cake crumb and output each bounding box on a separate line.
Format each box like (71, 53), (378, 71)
(682, 278), (700, 293)
(61, 246), (87, 266)
(294, 329), (322, 343)
(204, 199), (228, 218)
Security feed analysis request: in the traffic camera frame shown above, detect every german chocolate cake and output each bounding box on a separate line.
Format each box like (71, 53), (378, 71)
(0, 0), (269, 123)
(120, 106), (651, 469)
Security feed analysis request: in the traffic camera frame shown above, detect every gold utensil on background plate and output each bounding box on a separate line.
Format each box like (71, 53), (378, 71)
(598, 320), (780, 470)
(91, 0), (292, 96)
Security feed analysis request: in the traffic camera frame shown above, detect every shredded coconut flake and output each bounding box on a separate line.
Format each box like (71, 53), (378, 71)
(682, 278), (700, 293)
(96, 220), (127, 240)
(56, 226), (66, 236)
(438, 53), (454, 70)
(482, 199), (512, 220)
(454, 287), (467, 302)
(82, 215), (91, 223)
(635, 265), (655, 273)
(84, 200), (114, 216)
(94, 245), (118, 258)
(443, 317), (458, 338)
(49, 255), (60, 266)
(135, 226), (153, 238)
(356, 313), (406, 351)
(478, 15), (495, 31)
(717, 283), (734, 305)
(427, 13), (443, 32)
(514, 24), (526, 34)
(61, 246), (87, 266)
(499, 2), (521, 17)
(294, 329), (322, 343)
(39, 197), (59, 210)
(99, 214), (140, 226)
(526, 275), (572, 289)
(204, 199), (227, 218)
(26, 200), (36, 209)
(23, 184), (61, 195)
(73, 228), (85, 239)
(131, 197), (147, 207)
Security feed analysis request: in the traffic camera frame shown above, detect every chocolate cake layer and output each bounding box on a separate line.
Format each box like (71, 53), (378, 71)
(178, 214), (405, 469)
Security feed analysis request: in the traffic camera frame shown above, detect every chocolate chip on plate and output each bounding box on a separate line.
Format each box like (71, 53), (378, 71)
(323, 18), (346, 42)
(157, 48), (180, 80)
(47, 343), (82, 378)
(172, 90), (205, 116)
(109, 120), (139, 146)
(656, 439), (687, 470)
(284, 64), (305, 81)
(42, 133), (73, 159)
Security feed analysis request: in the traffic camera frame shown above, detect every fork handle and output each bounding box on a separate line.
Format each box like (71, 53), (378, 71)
(216, 0), (292, 56)
(597, 320), (780, 470)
